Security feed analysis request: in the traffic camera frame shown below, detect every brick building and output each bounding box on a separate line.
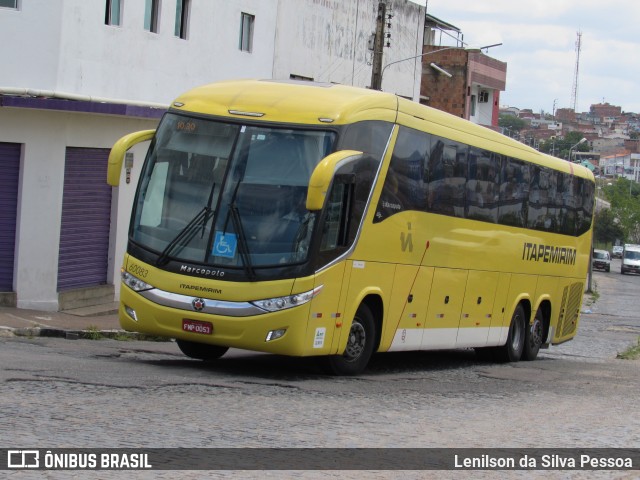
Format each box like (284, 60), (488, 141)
(590, 103), (622, 121)
(419, 15), (506, 129)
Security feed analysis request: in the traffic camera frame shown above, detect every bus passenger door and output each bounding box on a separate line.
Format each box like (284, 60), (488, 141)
(421, 268), (468, 350)
(456, 271), (499, 348)
(384, 266), (434, 352)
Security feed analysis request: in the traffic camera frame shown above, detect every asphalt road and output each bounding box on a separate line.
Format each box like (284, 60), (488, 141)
(1, 259), (638, 479)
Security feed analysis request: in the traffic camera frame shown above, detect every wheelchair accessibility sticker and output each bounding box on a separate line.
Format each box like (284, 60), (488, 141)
(212, 231), (238, 258)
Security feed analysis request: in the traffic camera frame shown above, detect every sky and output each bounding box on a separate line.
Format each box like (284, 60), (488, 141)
(419, 0), (640, 115)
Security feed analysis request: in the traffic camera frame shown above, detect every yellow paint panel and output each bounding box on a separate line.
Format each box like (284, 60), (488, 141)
(305, 262), (346, 355)
(487, 273), (511, 346)
(379, 265), (436, 351)
(338, 260), (394, 353)
(423, 268), (468, 352)
(456, 271), (498, 347)
(459, 271), (499, 329)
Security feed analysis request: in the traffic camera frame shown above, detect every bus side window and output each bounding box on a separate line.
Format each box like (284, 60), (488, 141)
(577, 178), (595, 235)
(315, 156), (370, 269)
(374, 125), (428, 223)
(498, 158), (529, 228)
(466, 148), (498, 223)
(319, 174), (355, 252)
(427, 137), (466, 218)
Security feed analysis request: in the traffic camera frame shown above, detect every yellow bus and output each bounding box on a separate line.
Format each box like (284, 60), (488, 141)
(108, 79), (595, 375)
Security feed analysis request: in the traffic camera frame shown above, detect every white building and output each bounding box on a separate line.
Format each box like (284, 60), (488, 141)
(0, 0), (424, 311)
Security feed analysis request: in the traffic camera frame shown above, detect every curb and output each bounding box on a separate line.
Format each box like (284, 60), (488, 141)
(2, 326), (165, 341)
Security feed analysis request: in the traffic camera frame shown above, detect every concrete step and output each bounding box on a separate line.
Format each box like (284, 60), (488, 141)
(62, 301), (119, 317)
(58, 285), (115, 311)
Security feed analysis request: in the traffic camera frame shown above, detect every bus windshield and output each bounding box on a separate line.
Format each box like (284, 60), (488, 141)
(131, 113), (336, 269)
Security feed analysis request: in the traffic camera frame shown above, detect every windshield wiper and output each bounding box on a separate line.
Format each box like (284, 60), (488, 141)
(156, 183), (217, 266)
(156, 207), (215, 266)
(222, 180), (256, 280)
(228, 202), (256, 281)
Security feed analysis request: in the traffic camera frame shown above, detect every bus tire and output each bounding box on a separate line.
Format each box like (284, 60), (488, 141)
(324, 303), (376, 376)
(522, 308), (544, 361)
(496, 304), (526, 362)
(176, 340), (229, 360)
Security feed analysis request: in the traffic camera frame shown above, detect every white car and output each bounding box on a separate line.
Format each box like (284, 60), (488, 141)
(612, 245), (623, 258)
(592, 249), (611, 272)
(621, 244), (640, 275)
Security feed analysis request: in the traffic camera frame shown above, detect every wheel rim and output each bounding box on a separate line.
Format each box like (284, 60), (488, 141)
(530, 315), (543, 348)
(343, 319), (366, 362)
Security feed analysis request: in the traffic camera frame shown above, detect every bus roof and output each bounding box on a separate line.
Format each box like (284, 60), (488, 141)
(171, 79), (594, 181)
(172, 79), (400, 126)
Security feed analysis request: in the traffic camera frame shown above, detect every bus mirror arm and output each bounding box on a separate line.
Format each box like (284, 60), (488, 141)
(107, 129), (156, 186)
(306, 150), (363, 211)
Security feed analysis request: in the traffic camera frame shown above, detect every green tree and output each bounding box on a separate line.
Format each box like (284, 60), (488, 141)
(593, 208), (624, 246)
(498, 114), (526, 135)
(538, 132), (589, 159)
(560, 132), (589, 160)
(602, 177), (640, 243)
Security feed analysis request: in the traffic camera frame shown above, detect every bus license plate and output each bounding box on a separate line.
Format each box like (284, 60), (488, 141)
(182, 319), (213, 335)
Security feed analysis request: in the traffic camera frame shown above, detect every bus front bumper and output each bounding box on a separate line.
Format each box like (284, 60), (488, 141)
(119, 286), (315, 357)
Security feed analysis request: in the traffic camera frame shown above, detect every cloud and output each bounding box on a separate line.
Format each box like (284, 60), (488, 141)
(426, 0), (640, 112)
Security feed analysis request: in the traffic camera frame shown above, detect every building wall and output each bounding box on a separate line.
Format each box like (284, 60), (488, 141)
(420, 47), (468, 118)
(0, 0), (63, 90)
(419, 46), (506, 127)
(2, 0), (423, 104)
(590, 103), (622, 119)
(0, 0), (426, 310)
(1, 0), (278, 104)
(555, 108), (576, 123)
(0, 106), (158, 310)
(272, 0), (424, 100)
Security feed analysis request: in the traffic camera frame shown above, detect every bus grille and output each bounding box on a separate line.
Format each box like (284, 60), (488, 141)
(556, 282), (583, 338)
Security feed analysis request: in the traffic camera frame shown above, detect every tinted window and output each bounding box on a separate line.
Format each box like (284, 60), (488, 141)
(426, 136), (467, 218)
(368, 125), (593, 237)
(498, 158), (529, 228)
(528, 165), (555, 230)
(577, 178), (595, 235)
(374, 126), (427, 222)
(466, 148), (499, 223)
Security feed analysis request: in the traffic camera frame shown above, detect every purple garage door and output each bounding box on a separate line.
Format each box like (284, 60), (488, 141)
(57, 147), (112, 291)
(0, 142), (21, 292)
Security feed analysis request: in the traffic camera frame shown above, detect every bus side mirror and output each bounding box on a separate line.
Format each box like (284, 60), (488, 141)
(107, 130), (156, 186)
(306, 150), (363, 211)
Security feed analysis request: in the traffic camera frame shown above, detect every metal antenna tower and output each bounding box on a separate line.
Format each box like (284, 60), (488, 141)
(570, 31), (582, 111)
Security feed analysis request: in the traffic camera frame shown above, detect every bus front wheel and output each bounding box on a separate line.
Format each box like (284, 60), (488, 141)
(176, 340), (229, 360)
(496, 304), (526, 362)
(323, 303), (376, 376)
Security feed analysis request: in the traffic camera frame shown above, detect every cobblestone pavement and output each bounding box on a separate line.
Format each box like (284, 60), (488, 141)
(1, 262), (639, 480)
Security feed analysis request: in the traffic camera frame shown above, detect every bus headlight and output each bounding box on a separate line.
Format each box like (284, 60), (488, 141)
(121, 270), (153, 292)
(251, 285), (323, 312)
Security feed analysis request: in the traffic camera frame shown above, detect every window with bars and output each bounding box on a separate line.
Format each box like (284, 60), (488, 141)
(144, 0), (160, 33)
(105, 0), (122, 26)
(175, 0), (190, 39)
(239, 13), (255, 52)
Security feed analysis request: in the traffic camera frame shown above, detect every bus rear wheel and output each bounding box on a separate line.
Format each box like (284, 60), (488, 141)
(323, 303), (376, 376)
(522, 308), (544, 361)
(495, 304), (526, 362)
(176, 340), (229, 360)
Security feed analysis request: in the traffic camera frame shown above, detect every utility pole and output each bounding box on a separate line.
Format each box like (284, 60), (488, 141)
(370, 2), (386, 90)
